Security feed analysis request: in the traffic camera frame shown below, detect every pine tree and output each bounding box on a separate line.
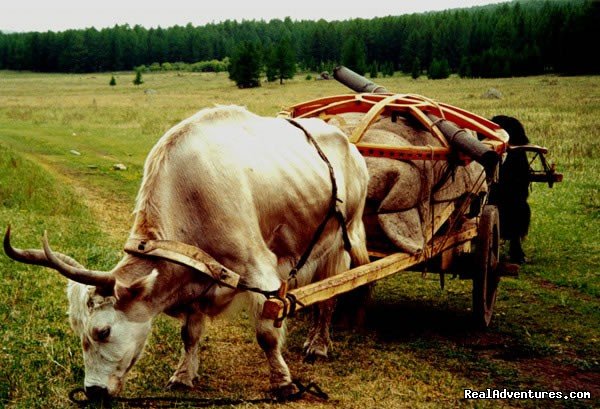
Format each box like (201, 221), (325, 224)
(381, 61), (395, 77)
(109, 75), (116, 86)
(411, 57), (421, 79)
(133, 69), (144, 85)
(369, 61), (379, 78)
(428, 58), (450, 79)
(265, 51), (278, 83)
(459, 56), (472, 78)
(265, 37), (297, 84)
(228, 41), (262, 88)
(341, 35), (367, 75)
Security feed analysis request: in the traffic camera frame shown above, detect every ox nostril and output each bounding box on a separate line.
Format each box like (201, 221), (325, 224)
(84, 385), (110, 401)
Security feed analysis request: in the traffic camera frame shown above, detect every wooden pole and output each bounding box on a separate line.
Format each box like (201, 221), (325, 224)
(262, 225), (478, 322)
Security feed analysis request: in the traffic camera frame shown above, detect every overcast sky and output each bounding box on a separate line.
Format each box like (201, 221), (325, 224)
(2, 0), (508, 33)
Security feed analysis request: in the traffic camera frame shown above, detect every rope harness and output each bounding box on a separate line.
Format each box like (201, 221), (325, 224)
(219, 118), (351, 325)
(285, 118), (353, 279)
(235, 118), (353, 326)
(69, 379), (329, 407)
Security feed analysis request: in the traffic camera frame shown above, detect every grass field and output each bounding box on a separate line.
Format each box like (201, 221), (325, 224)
(0, 70), (598, 409)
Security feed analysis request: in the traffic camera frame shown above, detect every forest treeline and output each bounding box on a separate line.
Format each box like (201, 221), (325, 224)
(0, 0), (597, 77)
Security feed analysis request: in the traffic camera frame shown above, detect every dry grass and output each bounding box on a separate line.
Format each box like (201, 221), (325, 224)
(0, 70), (598, 408)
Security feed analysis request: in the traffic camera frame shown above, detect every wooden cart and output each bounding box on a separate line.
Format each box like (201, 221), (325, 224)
(261, 67), (561, 328)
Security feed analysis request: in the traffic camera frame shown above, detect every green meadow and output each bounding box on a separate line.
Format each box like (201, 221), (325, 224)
(0, 70), (598, 408)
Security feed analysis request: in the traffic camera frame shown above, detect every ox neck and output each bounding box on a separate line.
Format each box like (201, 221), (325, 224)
(114, 252), (224, 319)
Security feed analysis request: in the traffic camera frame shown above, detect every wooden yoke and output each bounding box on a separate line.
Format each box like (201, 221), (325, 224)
(124, 238), (240, 288)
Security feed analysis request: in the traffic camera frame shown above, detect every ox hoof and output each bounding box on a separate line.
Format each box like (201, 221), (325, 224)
(303, 347), (329, 363)
(166, 377), (194, 391)
(303, 339), (329, 363)
(512, 255), (527, 265)
(272, 382), (300, 401)
(303, 350), (328, 364)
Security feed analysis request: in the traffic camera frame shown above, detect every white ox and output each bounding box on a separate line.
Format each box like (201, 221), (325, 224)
(4, 106), (370, 400)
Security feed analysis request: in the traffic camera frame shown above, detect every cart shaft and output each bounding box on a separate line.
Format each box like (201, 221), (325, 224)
(262, 224), (478, 322)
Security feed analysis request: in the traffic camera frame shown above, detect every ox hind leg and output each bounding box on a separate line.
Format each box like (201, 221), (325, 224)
(167, 308), (208, 389)
(335, 219), (373, 328)
(304, 222), (371, 361)
(303, 250), (350, 362)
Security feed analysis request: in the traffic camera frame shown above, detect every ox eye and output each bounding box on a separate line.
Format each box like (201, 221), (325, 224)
(92, 326), (111, 342)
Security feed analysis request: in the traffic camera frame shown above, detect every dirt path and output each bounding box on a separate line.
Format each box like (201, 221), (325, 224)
(23, 152), (132, 241)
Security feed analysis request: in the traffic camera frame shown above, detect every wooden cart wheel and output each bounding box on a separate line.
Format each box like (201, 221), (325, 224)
(472, 204), (500, 328)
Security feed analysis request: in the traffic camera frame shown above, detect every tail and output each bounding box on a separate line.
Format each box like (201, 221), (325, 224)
(335, 217), (372, 328)
(347, 217), (370, 268)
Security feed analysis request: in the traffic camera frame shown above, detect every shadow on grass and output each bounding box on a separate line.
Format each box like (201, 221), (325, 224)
(363, 299), (476, 341)
(325, 297), (600, 408)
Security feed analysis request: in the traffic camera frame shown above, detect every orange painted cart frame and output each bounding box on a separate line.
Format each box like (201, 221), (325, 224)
(280, 92), (508, 163)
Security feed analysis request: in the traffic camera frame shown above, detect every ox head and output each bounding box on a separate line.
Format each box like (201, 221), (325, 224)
(3, 226), (155, 400)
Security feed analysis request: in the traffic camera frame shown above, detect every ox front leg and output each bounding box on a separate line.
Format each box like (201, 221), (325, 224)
(167, 310), (207, 389)
(251, 294), (298, 399)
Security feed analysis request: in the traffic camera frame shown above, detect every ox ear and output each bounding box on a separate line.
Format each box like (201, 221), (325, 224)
(115, 269), (159, 303)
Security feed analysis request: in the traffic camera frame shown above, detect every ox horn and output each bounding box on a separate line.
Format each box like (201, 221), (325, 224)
(3, 225), (115, 288)
(5, 225), (84, 269)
